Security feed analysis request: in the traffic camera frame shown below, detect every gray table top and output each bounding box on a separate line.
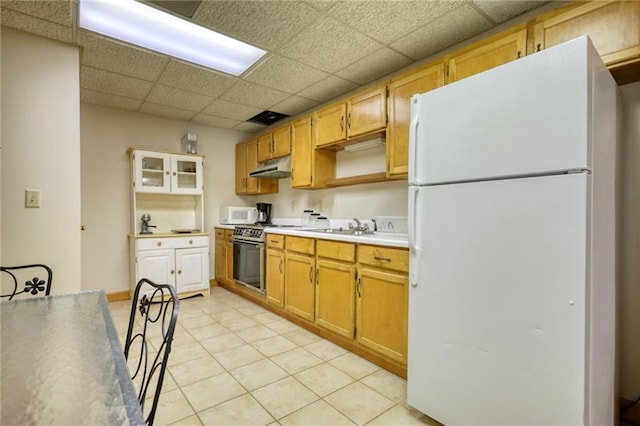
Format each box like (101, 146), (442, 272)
(1, 290), (144, 425)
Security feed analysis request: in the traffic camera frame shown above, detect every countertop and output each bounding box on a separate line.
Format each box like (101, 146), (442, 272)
(263, 227), (408, 248)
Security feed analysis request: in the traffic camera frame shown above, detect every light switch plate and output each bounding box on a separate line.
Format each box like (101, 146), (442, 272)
(25, 189), (41, 208)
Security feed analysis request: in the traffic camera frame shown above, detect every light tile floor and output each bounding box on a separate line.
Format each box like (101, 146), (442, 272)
(109, 286), (440, 426)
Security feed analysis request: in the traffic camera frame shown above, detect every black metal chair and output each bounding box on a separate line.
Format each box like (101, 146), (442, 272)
(1, 264), (53, 300)
(124, 278), (179, 425)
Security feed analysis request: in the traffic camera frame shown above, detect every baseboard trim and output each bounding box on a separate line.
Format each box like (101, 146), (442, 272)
(106, 290), (130, 302)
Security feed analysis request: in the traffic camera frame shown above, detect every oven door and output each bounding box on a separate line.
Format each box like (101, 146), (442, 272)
(232, 239), (265, 293)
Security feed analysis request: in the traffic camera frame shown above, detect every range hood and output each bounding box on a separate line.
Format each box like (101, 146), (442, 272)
(249, 156), (291, 179)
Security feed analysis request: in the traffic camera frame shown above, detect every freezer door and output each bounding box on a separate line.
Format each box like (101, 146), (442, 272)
(408, 173), (591, 425)
(409, 36), (596, 186)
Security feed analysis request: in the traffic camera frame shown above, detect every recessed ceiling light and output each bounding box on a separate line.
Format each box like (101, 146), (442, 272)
(78, 0), (266, 76)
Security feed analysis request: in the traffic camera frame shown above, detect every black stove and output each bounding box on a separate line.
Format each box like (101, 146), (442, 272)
(233, 224), (298, 243)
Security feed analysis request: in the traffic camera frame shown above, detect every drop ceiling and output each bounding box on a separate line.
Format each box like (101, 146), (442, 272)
(1, 0), (551, 134)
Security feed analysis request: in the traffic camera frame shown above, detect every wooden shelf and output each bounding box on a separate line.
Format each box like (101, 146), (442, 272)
(325, 172), (406, 188)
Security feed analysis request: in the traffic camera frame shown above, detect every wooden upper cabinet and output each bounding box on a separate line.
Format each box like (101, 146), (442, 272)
(532, 0), (640, 82)
(387, 62), (445, 177)
(257, 133), (273, 163)
(314, 102), (347, 147)
(235, 139), (278, 195)
(447, 27), (527, 83)
(257, 125), (291, 162)
(315, 84), (387, 148)
(346, 84), (387, 138)
(291, 116), (335, 189)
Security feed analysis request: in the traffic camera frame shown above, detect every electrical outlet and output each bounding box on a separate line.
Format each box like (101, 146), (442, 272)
(25, 189), (41, 208)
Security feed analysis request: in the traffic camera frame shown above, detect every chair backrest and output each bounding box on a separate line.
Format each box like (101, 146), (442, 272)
(1, 264), (53, 301)
(124, 278), (179, 425)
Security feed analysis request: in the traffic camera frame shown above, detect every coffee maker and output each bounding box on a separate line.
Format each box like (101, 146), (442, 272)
(255, 203), (272, 224)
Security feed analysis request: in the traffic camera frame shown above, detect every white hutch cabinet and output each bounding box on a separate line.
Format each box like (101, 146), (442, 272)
(128, 148), (210, 297)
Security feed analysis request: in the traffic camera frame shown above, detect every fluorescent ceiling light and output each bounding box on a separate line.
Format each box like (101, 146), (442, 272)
(78, 0), (266, 76)
(343, 138), (386, 152)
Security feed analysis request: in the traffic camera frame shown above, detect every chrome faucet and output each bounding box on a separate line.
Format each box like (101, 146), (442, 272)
(349, 217), (370, 233)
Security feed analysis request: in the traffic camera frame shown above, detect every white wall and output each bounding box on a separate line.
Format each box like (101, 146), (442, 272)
(619, 81), (640, 400)
(80, 104), (248, 293)
(1, 27), (81, 294)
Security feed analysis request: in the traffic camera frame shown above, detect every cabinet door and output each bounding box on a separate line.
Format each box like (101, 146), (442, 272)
(225, 240), (234, 284)
(134, 151), (171, 193)
(257, 133), (273, 163)
(245, 139), (260, 194)
(175, 246), (209, 293)
(315, 259), (356, 338)
(387, 63), (445, 177)
(284, 252), (315, 321)
(214, 238), (226, 283)
(533, 1), (640, 68)
(137, 248), (175, 287)
(171, 154), (203, 195)
(315, 102), (347, 147)
(447, 28), (527, 83)
(266, 249), (285, 307)
(272, 125), (291, 159)
(347, 85), (387, 138)
(356, 266), (408, 364)
(291, 116), (336, 189)
(235, 143), (248, 194)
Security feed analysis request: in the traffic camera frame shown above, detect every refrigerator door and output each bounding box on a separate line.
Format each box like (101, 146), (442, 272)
(407, 173), (590, 425)
(409, 36), (595, 186)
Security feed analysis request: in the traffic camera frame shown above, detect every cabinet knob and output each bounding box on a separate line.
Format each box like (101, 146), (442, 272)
(157, 241), (162, 247)
(178, 270), (182, 275)
(171, 270), (175, 275)
(173, 172), (177, 176)
(165, 171), (170, 175)
(189, 240), (193, 245)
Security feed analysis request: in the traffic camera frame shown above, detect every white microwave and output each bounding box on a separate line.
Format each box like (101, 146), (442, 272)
(220, 206), (257, 225)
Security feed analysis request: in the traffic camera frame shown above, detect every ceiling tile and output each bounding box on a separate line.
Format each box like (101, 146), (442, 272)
(391, 4), (494, 60)
(0, 7), (72, 43)
(270, 96), (319, 116)
(80, 89), (143, 111)
(473, 0), (549, 23)
(335, 47), (413, 85)
(192, 114), (241, 129)
(146, 85), (213, 112)
(202, 100), (263, 121)
(278, 15), (383, 73)
(244, 54), (328, 94)
(221, 81), (290, 110)
(327, 1), (464, 45)
(298, 76), (359, 103)
(1, 0), (72, 26)
(140, 102), (197, 121)
(80, 66), (154, 100)
(157, 60), (237, 98)
(234, 122), (269, 133)
(78, 31), (169, 82)
(194, 1), (320, 51)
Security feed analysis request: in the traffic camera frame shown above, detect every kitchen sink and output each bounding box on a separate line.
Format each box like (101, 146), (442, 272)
(300, 228), (374, 236)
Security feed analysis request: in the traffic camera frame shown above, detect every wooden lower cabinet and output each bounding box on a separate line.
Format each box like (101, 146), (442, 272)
(266, 234), (285, 307)
(225, 238), (234, 284)
(214, 227), (235, 285)
(315, 259), (356, 338)
(284, 252), (315, 321)
(356, 266), (408, 365)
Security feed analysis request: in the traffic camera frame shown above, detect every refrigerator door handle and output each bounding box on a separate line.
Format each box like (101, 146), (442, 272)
(408, 96), (421, 184)
(408, 186), (419, 287)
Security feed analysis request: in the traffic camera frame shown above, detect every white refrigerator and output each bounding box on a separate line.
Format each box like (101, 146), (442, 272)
(407, 36), (617, 426)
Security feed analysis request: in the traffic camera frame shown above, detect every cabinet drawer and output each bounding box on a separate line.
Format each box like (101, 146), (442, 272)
(317, 240), (355, 262)
(137, 236), (208, 251)
(285, 236), (315, 255)
(266, 234), (285, 249)
(224, 229), (234, 241)
(215, 228), (225, 240)
(358, 245), (408, 273)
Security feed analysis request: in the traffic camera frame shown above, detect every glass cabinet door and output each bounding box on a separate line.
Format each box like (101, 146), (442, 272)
(171, 154), (203, 194)
(135, 151), (171, 193)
